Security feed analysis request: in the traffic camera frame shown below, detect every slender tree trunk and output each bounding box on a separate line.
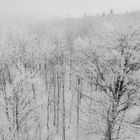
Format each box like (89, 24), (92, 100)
(44, 57), (48, 92)
(76, 77), (81, 140)
(13, 94), (19, 140)
(53, 77), (56, 126)
(105, 102), (118, 140)
(107, 117), (112, 140)
(62, 71), (65, 140)
(116, 110), (126, 139)
(69, 57), (72, 90)
(44, 57), (51, 140)
(32, 83), (36, 103)
(56, 71), (60, 133)
(105, 109), (112, 140)
(47, 83), (51, 140)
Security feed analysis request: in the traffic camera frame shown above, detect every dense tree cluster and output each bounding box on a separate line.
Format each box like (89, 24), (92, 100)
(0, 13), (140, 140)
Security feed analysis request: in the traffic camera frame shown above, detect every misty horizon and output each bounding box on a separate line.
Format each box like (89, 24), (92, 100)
(0, 0), (139, 19)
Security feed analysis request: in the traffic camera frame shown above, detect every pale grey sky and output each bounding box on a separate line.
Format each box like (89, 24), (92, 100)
(0, 0), (139, 18)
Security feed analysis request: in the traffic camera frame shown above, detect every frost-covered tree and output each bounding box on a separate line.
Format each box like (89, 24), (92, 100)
(73, 29), (140, 140)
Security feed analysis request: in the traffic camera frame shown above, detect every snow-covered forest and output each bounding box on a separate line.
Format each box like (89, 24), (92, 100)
(1, 12), (140, 140)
